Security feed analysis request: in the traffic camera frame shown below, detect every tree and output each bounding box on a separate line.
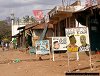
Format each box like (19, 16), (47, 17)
(23, 15), (30, 23)
(0, 21), (11, 42)
(23, 15), (37, 23)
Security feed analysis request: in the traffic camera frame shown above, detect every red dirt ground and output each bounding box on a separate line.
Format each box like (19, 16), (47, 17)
(0, 48), (100, 76)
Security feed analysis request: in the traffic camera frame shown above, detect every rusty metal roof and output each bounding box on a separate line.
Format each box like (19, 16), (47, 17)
(32, 23), (53, 29)
(25, 23), (53, 30)
(25, 23), (39, 30)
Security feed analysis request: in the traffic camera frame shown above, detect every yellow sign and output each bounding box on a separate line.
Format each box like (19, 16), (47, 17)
(67, 45), (78, 52)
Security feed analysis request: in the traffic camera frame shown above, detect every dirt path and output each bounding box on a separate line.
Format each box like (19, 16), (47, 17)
(0, 48), (100, 76)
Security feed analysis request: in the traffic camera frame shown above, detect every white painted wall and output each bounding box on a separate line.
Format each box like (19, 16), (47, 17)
(74, 5), (84, 11)
(74, 5), (86, 27)
(11, 19), (25, 37)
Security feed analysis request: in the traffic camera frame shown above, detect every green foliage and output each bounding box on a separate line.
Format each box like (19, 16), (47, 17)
(23, 15), (37, 23)
(0, 21), (11, 41)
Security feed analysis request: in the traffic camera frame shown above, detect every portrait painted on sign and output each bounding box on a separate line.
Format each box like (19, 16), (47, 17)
(67, 35), (79, 52)
(78, 35), (90, 52)
(53, 41), (60, 49)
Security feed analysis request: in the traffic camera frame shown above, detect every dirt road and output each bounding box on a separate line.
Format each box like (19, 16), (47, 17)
(0, 48), (100, 76)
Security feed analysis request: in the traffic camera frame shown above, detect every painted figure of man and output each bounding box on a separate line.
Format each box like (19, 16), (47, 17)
(78, 35), (90, 52)
(67, 35), (78, 52)
(53, 41), (60, 49)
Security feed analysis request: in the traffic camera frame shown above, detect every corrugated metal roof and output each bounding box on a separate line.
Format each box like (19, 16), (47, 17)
(25, 23), (39, 30)
(25, 23), (53, 30)
(32, 23), (53, 29)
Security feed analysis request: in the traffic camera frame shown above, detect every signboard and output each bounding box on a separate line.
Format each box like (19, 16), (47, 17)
(65, 27), (90, 52)
(35, 40), (50, 54)
(32, 10), (43, 20)
(97, 0), (100, 5)
(65, 27), (92, 72)
(52, 37), (67, 51)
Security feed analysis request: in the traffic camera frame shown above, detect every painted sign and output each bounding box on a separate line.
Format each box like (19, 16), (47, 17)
(32, 10), (43, 20)
(65, 27), (90, 52)
(35, 40), (50, 54)
(52, 37), (67, 50)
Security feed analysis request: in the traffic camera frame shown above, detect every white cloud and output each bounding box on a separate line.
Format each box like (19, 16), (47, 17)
(0, 0), (85, 20)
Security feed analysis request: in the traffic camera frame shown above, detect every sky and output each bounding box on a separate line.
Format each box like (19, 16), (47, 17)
(0, 0), (85, 20)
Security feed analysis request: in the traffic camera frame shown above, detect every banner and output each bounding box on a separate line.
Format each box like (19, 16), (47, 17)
(97, 0), (100, 5)
(65, 27), (90, 52)
(45, 14), (49, 23)
(32, 10), (43, 20)
(35, 40), (50, 54)
(85, 0), (93, 7)
(52, 37), (67, 51)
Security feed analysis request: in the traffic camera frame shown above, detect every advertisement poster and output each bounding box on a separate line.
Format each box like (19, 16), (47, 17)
(52, 37), (67, 51)
(35, 40), (50, 54)
(65, 27), (90, 52)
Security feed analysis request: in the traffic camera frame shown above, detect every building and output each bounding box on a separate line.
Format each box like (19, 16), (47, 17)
(15, 0), (85, 49)
(25, 22), (53, 47)
(74, 4), (100, 51)
(48, 0), (85, 37)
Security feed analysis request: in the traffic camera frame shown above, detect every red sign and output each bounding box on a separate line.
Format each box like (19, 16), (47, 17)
(33, 10), (43, 20)
(85, 0), (93, 7)
(97, 0), (100, 4)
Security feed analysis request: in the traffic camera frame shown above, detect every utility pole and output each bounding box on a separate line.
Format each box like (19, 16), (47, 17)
(10, 13), (14, 41)
(62, 0), (64, 6)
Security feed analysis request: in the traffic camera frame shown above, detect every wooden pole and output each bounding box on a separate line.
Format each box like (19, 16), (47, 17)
(62, 0), (64, 6)
(86, 15), (93, 71)
(67, 52), (70, 72)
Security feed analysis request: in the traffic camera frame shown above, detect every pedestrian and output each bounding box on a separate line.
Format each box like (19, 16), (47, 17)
(6, 42), (9, 50)
(26, 29), (33, 53)
(26, 29), (32, 47)
(13, 38), (17, 49)
(1, 41), (4, 51)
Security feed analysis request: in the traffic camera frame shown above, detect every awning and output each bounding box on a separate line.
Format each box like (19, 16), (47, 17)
(17, 26), (25, 30)
(73, 5), (100, 26)
(32, 23), (53, 30)
(25, 23), (39, 30)
(25, 23), (53, 30)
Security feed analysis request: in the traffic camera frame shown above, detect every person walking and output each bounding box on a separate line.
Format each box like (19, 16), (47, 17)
(26, 29), (33, 53)
(1, 41), (4, 51)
